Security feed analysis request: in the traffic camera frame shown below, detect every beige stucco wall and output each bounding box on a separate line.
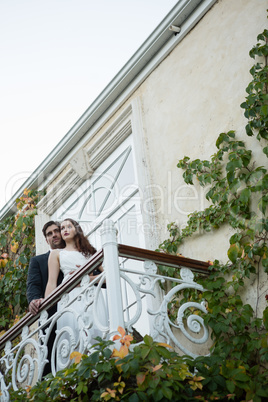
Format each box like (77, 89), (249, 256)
(126, 0), (267, 313)
(131, 0), (267, 257)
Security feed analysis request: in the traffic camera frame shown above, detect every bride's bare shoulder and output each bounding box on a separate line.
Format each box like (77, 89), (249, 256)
(49, 249), (61, 258)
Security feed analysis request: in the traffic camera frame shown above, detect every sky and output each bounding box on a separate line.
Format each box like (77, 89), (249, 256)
(0, 0), (178, 212)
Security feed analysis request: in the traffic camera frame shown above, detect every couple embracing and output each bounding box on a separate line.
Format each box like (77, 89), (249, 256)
(27, 218), (106, 376)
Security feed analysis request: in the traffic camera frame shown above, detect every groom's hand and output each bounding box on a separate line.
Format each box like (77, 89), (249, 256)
(29, 298), (44, 315)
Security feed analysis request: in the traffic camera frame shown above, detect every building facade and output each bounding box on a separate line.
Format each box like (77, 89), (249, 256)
(1, 0), (267, 318)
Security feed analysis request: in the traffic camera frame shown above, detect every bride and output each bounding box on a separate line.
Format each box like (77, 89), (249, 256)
(45, 218), (107, 372)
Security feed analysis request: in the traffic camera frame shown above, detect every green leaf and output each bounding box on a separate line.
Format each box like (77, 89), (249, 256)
(226, 380), (235, 393)
(156, 346), (172, 359)
(148, 348), (161, 365)
(229, 178), (241, 192)
(260, 104), (268, 117)
(103, 348), (113, 359)
(76, 381), (84, 395)
(233, 371), (250, 382)
(240, 101), (248, 109)
(161, 386), (173, 400)
(129, 394), (140, 402)
(213, 322), (229, 333)
(226, 159), (242, 172)
(229, 233), (242, 244)
(16, 215), (24, 229)
(143, 335), (154, 347)
(228, 244), (241, 262)
(227, 170), (235, 184)
(140, 346), (150, 360)
(239, 188), (251, 204)
(216, 133), (230, 148)
(19, 254), (28, 264)
(246, 124), (254, 136)
(258, 194), (268, 214)
(89, 351), (100, 364)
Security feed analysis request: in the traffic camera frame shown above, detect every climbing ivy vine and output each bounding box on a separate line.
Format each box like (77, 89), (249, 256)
(0, 189), (44, 335)
(157, 28), (268, 400)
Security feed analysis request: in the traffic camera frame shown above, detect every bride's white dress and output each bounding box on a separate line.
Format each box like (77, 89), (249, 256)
(55, 249), (107, 371)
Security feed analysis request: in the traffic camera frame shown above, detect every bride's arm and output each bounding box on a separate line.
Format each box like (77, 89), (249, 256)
(45, 250), (60, 297)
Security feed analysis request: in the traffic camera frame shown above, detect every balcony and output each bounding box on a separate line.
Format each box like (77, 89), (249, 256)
(0, 220), (210, 401)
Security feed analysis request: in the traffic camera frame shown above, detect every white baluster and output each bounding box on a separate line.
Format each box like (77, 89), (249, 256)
(100, 220), (124, 336)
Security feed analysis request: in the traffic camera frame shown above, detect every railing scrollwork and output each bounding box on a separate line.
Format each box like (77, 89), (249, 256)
(0, 220), (211, 401)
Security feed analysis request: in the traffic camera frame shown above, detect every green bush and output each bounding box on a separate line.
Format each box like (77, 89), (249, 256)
(9, 328), (268, 401)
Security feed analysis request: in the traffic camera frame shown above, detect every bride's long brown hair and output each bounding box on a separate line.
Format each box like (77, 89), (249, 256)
(61, 218), (96, 257)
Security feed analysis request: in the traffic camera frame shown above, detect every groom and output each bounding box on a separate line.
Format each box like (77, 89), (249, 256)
(26, 220), (64, 376)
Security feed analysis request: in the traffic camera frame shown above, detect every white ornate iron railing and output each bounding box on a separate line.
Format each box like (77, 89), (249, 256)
(0, 220), (210, 401)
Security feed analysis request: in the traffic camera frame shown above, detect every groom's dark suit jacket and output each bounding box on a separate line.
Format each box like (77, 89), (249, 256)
(26, 251), (63, 376)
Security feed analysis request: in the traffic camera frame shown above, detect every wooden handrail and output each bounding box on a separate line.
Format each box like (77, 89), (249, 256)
(0, 250), (104, 351)
(118, 244), (211, 273)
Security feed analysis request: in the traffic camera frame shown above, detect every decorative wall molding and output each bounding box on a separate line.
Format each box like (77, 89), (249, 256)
(85, 105), (132, 170)
(70, 148), (94, 180)
(38, 167), (83, 215)
(38, 105), (133, 216)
